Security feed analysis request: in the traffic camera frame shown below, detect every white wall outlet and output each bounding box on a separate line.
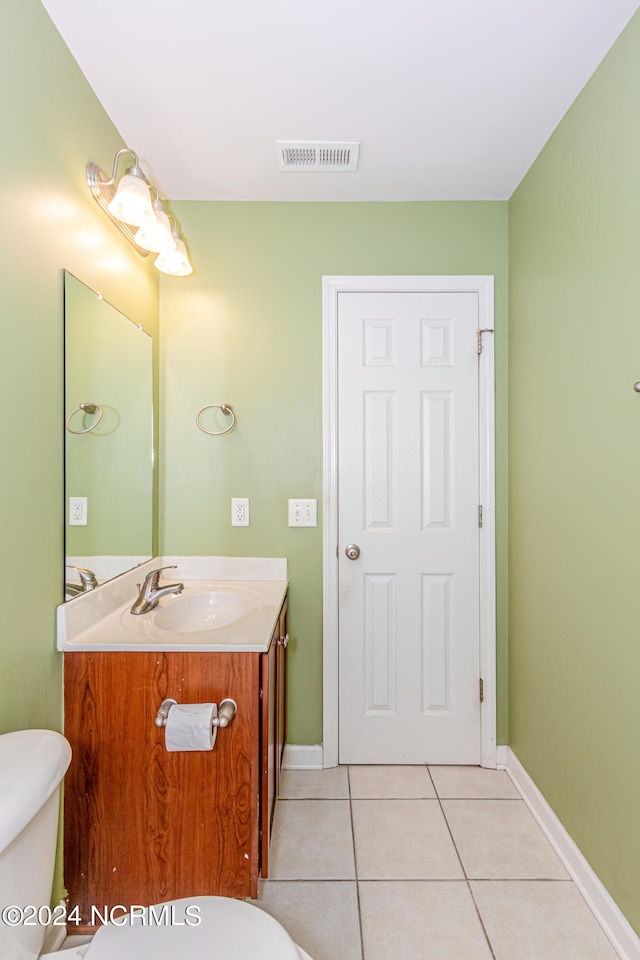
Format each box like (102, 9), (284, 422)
(231, 497), (250, 526)
(69, 496), (88, 526)
(288, 498), (317, 527)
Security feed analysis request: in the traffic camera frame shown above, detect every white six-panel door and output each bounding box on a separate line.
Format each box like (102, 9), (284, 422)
(337, 290), (482, 764)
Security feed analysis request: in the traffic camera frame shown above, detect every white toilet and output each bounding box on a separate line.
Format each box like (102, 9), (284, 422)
(0, 730), (312, 960)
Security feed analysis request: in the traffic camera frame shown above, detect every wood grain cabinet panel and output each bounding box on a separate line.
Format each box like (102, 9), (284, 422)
(276, 599), (288, 794)
(260, 598), (288, 877)
(64, 600), (287, 925)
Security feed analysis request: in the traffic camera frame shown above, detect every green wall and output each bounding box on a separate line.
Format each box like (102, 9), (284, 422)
(0, 0), (158, 901)
(509, 10), (640, 935)
(160, 201), (509, 744)
(0, 0), (158, 736)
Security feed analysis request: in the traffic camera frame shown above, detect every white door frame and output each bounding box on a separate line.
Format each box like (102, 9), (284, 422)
(322, 275), (496, 768)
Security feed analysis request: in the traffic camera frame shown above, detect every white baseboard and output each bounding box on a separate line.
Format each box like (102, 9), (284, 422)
(495, 744), (508, 769)
(282, 744), (323, 769)
(506, 748), (640, 960)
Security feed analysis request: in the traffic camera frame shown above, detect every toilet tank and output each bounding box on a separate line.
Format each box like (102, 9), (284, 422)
(0, 730), (72, 960)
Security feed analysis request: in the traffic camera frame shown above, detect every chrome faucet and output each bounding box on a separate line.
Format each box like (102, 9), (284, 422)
(130, 565), (184, 616)
(65, 565), (99, 597)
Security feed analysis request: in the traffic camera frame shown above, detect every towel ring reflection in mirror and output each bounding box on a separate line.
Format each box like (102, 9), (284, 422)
(65, 402), (104, 435)
(195, 403), (236, 437)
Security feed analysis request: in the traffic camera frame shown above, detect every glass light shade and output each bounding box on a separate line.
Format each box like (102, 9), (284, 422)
(107, 172), (155, 227)
(155, 236), (193, 277)
(135, 206), (177, 254)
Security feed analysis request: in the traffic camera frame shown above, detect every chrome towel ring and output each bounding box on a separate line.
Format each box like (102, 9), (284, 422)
(195, 403), (236, 436)
(65, 402), (103, 435)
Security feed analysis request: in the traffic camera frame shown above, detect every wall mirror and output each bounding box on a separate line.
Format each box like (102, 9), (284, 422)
(64, 271), (153, 599)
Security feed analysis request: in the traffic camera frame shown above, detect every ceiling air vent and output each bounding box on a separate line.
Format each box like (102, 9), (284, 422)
(276, 141), (360, 172)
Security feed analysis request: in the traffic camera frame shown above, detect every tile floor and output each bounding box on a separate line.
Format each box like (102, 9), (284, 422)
(61, 765), (621, 960)
(255, 765), (621, 960)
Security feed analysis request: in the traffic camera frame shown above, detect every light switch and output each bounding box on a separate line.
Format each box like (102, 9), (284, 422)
(288, 499), (317, 527)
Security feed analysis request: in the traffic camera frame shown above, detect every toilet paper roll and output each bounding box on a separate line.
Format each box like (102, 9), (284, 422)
(164, 702), (218, 751)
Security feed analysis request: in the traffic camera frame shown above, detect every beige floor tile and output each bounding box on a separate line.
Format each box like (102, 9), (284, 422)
(442, 800), (569, 879)
(471, 880), (620, 959)
(359, 881), (492, 960)
(352, 799), (463, 879)
(269, 800), (356, 879)
(256, 880), (362, 960)
(429, 764), (520, 799)
(280, 766), (349, 799)
(349, 764), (436, 799)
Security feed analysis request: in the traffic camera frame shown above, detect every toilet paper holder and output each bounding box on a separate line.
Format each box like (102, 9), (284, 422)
(154, 697), (238, 729)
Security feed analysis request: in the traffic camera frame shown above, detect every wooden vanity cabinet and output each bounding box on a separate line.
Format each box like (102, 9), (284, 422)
(63, 599), (287, 926)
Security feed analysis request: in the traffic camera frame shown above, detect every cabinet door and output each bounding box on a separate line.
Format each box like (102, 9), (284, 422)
(260, 626), (278, 876)
(64, 650), (261, 924)
(275, 599), (288, 798)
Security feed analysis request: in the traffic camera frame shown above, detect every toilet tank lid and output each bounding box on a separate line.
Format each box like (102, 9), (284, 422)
(0, 730), (72, 855)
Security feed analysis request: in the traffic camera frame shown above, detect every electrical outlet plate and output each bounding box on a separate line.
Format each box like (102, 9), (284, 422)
(69, 496), (87, 526)
(231, 498), (249, 526)
(288, 498), (317, 527)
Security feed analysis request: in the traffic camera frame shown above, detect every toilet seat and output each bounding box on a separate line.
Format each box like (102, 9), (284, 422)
(74, 897), (312, 960)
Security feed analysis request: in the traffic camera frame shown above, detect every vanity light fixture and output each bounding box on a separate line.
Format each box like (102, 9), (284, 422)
(107, 161), (155, 227)
(86, 147), (192, 276)
(135, 195), (177, 255)
(154, 221), (192, 276)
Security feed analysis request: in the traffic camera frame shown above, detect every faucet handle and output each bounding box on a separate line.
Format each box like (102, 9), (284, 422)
(66, 565), (98, 589)
(144, 565), (178, 587)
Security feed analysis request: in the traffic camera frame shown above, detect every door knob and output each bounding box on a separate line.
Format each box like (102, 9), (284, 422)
(345, 543), (361, 560)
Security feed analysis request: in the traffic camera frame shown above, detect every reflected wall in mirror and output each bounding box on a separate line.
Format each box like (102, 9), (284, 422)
(64, 271), (153, 599)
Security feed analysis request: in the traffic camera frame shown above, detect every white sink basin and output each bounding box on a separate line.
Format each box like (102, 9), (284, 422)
(119, 582), (264, 638)
(56, 561), (288, 652)
(152, 585), (262, 633)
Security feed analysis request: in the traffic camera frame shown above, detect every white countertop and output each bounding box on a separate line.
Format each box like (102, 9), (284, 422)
(57, 557), (288, 653)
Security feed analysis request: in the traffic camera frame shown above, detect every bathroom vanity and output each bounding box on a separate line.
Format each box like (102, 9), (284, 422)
(60, 559), (287, 928)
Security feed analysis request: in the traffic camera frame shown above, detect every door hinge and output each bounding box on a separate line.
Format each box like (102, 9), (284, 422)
(478, 505), (483, 528)
(259, 687), (263, 700)
(477, 328), (494, 355)
(479, 678), (484, 703)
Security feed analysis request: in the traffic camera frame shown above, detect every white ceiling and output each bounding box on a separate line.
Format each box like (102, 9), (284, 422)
(41, 0), (639, 202)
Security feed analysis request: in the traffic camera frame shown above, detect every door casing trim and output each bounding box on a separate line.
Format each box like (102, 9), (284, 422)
(322, 275), (496, 768)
